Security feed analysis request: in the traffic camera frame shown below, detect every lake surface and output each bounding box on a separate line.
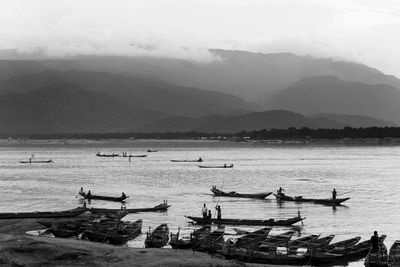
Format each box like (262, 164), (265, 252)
(1, 139), (400, 266)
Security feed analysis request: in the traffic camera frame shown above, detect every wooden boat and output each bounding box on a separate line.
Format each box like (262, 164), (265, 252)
(287, 234), (320, 248)
(81, 219), (142, 245)
(79, 192), (128, 202)
(130, 155), (148, 157)
(194, 228), (225, 253)
(0, 207), (87, 220)
(198, 164), (233, 169)
(90, 202), (170, 214)
(324, 236), (362, 251)
(145, 224), (169, 248)
(186, 215), (305, 226)
(147, 149), (159, 152)
(171, 158), (203, 163)
(258, 231), (296, 251)
(230, 228), (271, 248)
(19, 159), (53, 164)
(211, 187), (272, 199)
(308, 235), (335, 249)
(169, 226), (211, 249)
(365, 242), (388, 267)
(274, 193), (350, 205)
(49, 220), (83, 238)
(389, 240), (400, 267)
(96, 152), (119, 157)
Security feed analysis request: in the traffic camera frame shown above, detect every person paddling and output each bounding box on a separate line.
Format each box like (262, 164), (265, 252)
(332, 189), (337, 199)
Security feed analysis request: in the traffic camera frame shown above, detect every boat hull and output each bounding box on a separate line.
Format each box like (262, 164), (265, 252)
(211, 188), (272, 199)
(186, 216), (304, 226)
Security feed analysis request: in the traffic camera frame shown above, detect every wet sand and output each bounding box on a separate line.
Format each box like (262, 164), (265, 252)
(0, 218), (246, 267)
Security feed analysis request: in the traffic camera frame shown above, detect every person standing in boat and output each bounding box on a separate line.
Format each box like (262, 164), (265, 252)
(202, 204), (207, 218)
(332, 189), (337, 199)
(277, 187), (285, 196)
(207, 210), (212, 220)
(87, 190), (92, 198)
(215, 205), (222, 220)
(198, 157), (203, 162)
(370, 231), (379, 252)
(121, 192), (126, 199)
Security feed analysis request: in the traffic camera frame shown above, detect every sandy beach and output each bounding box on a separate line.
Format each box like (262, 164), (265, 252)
(0, 218), (248, 267)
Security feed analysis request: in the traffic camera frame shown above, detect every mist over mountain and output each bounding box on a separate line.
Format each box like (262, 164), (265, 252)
(266, 76), (400, 125)
(309, 113), (396, 128)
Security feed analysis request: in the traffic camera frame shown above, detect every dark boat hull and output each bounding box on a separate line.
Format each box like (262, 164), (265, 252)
(0, 207), (87, 220)
(90, 203), (170, 214)
(79, 192), (128, 202)
(145, 224), (169, 248)
(19, 160), (53, 164)
(186, 216), (304, 226)
(211, 188), (272, 199)
(274, 194), (350, 205)
(199, 164), (233, 168)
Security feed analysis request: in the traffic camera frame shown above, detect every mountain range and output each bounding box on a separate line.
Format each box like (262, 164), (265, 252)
(0, 49), (399, 134)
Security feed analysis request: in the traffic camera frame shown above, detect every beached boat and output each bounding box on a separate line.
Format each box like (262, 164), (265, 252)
(19, 159), (53, 164)
(229, 227), (271, 248)
(79, 192), (128, 202)
(324, 236), (362, 251)
(81, 219), (142, 245)
(287, 234), (320, 248)
(210, 187), (272, 199)
(194, 228), (226, 253)
(365, 242), (388, 267)
(170, 226), (211, 249)
(257, 231), (297, 250)
(308, 235), (336, 249)
(198, 164), (233, 169)
(171, 158), (203, 163)
(145, 224), (169, 248)
(389, 240), (400, 267)
(89, 202), (170, 214)
(274, 193), (350, 205)
(0, 207), (87, 220)
(186, 215), (304, 226)
(96, 152), (119, 157)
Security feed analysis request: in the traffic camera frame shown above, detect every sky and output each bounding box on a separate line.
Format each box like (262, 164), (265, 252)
(1, 0), (400, 76)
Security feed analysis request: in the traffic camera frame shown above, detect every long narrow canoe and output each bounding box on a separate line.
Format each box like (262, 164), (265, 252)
(79, 192), (128, 202)
(171, 159), (203, 162)
(186, 215), (305, 226)
(145, 223), (169, 248)
(198, 164), (233, 169)
(232, 228), (272, 248)
(96, 153), (119, 157)
(20, 159), (53, 164)
(0, 207), (87, 220)
(90, 202), (170, 214)
(258, 231), (296, 250)
(274, 193), (350, 205)
(211, 187), (272, 199)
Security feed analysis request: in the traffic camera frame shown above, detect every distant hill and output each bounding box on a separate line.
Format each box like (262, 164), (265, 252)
(0, 81), (164, 134)
(142, 110), (348, 133)
(266, 76), (400, 125)
(0, 71), (256, 118)
(1, 49), (399, 103)
(309, 113), (396, 128)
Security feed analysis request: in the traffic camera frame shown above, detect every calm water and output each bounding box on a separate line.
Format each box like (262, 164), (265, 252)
(1, 139), (400, 266)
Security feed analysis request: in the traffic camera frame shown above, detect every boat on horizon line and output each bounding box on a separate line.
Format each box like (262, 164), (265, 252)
(19, 159), (53, 164)
(171, 157), (203, 163)
(96, 152), (119, 157)
(198, 164), (233, 169)
(274, 193), (350, 205)
(211, 186), (272, 199)
(147, 149), (159, 152)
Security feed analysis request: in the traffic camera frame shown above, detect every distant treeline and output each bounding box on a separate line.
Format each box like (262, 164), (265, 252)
(2, 127), (400, 140)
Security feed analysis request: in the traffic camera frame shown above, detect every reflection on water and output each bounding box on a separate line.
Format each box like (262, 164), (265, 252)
(1, 140), (400, 266)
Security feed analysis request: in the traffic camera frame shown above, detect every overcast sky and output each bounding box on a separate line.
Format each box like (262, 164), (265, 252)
(1, 0), (400, 76)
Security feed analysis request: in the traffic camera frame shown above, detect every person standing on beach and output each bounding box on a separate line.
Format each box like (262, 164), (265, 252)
(202, 204), (207, 218)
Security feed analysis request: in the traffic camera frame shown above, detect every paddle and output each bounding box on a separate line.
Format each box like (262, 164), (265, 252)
(336, 191), (352, 197)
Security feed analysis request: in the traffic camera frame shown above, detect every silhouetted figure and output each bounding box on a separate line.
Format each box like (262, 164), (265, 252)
(207, 210), (212, 220)
(277, 187), (284, 195)
(121, 192), (126, 198)
(87, 190), (92, 198)
(215, 205), (222, 220)
(370, 231), (379, 252)
(198, 157), (203, 162)
(83, 201), (87, 208)
(202, 204), (207, 218)
(332, 189), (337, 199)
(224, 164), (227, 168)
(79, 187), (84, 194)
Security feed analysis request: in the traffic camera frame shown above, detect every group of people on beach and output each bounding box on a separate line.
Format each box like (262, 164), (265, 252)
(201, 203), (222, 220)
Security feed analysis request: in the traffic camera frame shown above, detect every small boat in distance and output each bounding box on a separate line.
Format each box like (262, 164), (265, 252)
(96, 152), (119, 157)
(198, 164), (233, 169)
(147, 149), (159, 152)
(79, 192), (129, 202)
(211, 186), (272, 199)
(20, 159), (53, 164)
(274, 193), (350, 205)
(171, 157), (203, 163)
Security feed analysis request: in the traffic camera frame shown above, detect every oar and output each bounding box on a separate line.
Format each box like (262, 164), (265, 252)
(337, 191), (352, 197)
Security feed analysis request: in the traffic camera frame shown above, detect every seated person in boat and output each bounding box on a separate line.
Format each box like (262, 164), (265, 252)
(277, 187), (285, 195)
(202, 204), (207, 218)
(121, 192), (126, 198)
(370, 231), (379, 252)
(198, 157), (203, 162)
(332, 188), (337, 199)
(207, 210), (212, 220)
(215, 205), (221, 220)
(79, 187), (84, 194)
